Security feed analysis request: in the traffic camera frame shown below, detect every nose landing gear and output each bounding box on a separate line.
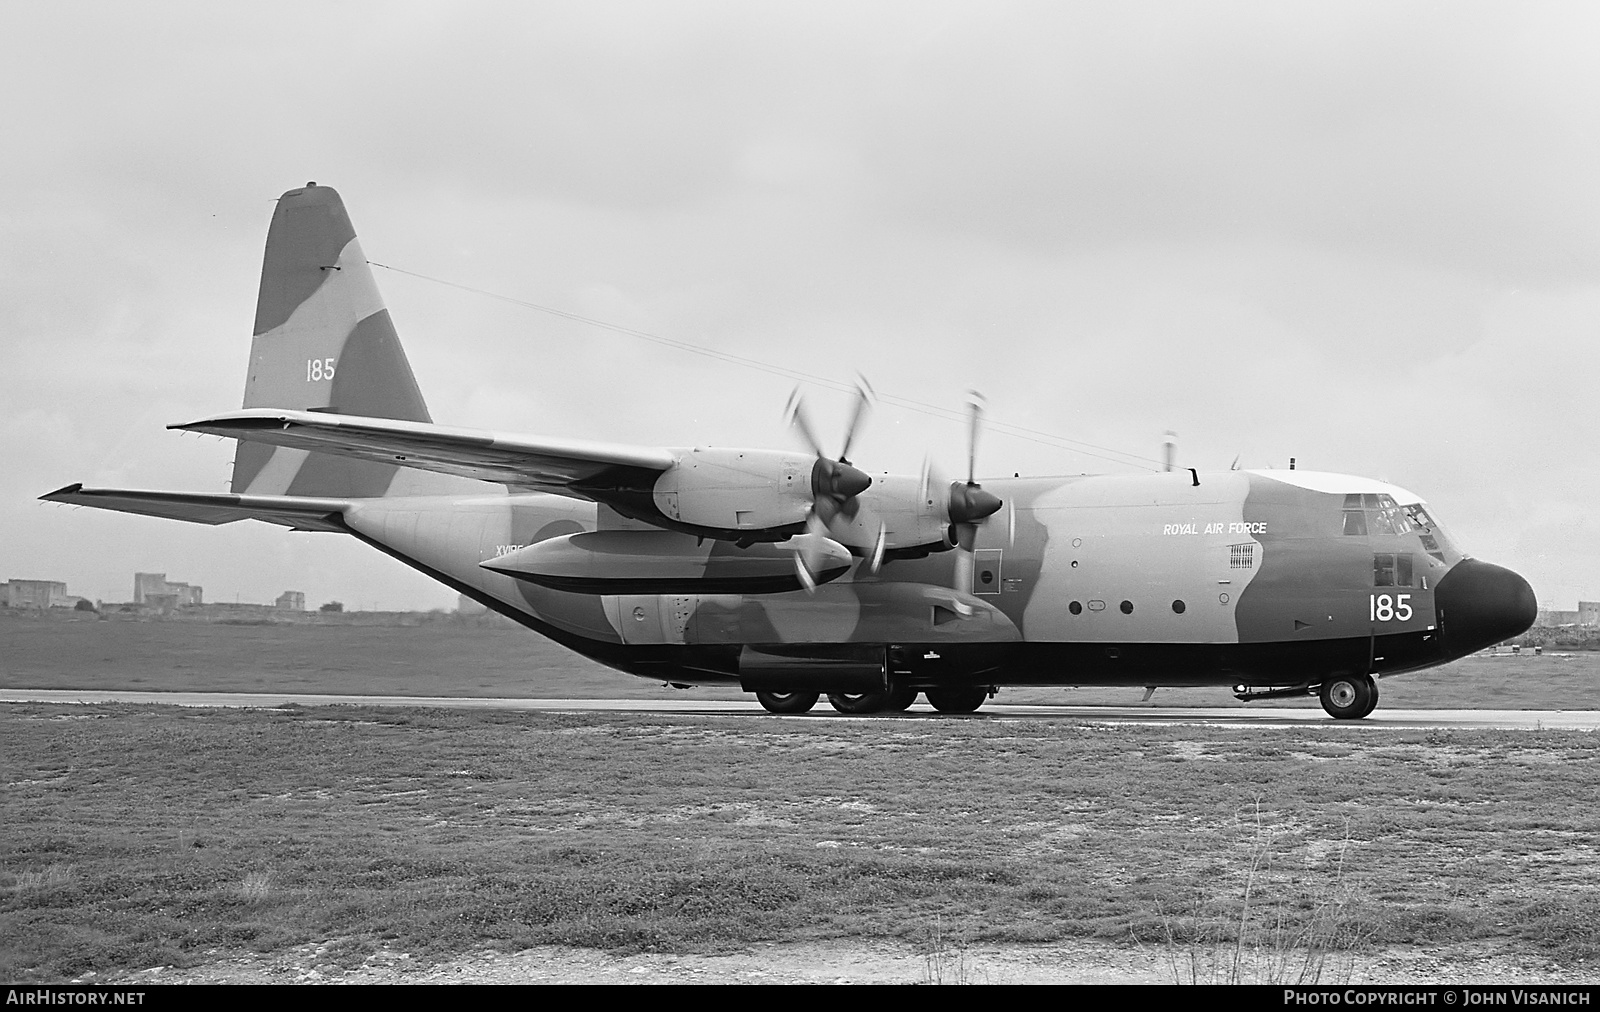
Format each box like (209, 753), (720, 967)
(1232, 675), (1380, 719)
(1318, 673), (1378, 720)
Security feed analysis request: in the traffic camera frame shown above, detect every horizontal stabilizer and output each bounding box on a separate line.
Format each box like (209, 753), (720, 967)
(40, 484), (351, 532)
(173, 409), (675, 495)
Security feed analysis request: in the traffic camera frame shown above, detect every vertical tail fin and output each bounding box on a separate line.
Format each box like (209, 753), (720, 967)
(230, 182), (429, 497)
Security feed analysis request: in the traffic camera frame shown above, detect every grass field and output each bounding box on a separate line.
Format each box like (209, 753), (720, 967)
(4, 610), (1598, 709)
(3, 701), (1599, 982)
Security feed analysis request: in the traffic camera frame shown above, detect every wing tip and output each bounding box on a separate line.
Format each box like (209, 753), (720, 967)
(40, 483), (85, 502)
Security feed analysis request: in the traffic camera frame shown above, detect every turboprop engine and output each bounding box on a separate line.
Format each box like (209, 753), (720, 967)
(646, 447), (871, 540)
(480, 529), (853, 595)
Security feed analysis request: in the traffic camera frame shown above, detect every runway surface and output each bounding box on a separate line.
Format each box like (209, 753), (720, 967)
(3, 689), (1597, 730)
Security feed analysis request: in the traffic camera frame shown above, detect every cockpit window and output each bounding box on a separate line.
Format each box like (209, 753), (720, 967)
(1343, 493), (1413, 535)
(1343, 509), (1368, 535)
(1372, 506), (1413, 536)
(1403, 502), (1451, 562)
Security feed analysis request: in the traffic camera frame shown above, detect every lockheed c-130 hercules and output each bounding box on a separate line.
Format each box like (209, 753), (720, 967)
(44, 183), (1538, 719)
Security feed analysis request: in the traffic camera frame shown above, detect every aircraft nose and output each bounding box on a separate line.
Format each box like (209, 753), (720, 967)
(1436, 558), (1537, 656)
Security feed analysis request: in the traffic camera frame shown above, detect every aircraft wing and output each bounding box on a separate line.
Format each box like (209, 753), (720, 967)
(40, 485), (352, 532)
(171, 409), (677, 495)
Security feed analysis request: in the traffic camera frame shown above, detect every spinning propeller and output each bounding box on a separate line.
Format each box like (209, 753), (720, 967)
(786, 381), (880, 590)
(924, 393), (1005, 603)
(783, 383), (1006, 598)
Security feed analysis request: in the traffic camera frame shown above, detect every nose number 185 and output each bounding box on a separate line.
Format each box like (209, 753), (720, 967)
(1371, 594), (1412, 622)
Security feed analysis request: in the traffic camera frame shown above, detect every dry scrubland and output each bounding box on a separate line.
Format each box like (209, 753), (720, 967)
(3, 609), (1597, 708)
(3, 702), (1600, 982)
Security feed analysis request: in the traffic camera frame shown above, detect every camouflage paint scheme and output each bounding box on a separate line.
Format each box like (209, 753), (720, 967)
(44, 185), (1537, 710)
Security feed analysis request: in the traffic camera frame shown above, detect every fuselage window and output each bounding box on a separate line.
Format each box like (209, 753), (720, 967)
(1374, 552), (1415, 587)
(1343, 510), (1368, 536)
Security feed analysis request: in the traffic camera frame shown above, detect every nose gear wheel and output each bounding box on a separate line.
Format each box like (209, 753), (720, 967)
(1318, 674), (1377, 719)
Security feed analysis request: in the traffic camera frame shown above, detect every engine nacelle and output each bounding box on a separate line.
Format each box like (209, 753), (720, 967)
(651, 447), (816, 535)
(480, 529), (852, 594)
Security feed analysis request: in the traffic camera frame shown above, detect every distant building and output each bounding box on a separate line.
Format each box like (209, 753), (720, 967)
(3, 580), (70, 609)
(276, 591), (306, 611)
(133, 573), (202, 607)
(1535, 602), (1600, 628)
(1537, 608), (1581, 628)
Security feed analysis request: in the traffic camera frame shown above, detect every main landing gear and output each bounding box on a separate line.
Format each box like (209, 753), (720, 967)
(754, 685), (989, 715)
(923, 686), (990, 713)
(754, 690), (820, 714)
(825, 685), (921, 713)
(1318, 673), (1378, 720)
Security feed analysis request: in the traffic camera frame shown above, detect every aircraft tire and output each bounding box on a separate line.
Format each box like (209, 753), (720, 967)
(882, 685), (919, 711)
(925, 686), (989, 713)
(1319, 674), (1378, 720)
(756, 690), (820, 715)
(827, 691), (889, 714)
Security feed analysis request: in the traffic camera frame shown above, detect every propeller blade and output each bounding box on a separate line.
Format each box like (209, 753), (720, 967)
(789, 517), (835, 594)
(792, 553), (817, 594)
(802, 512), (832, 585)
(920, 456), (946, 507)
(870, 521), (887, 573)
(786, 390), (825, 458)
(954, 519), (979, 553)
(838, 377), (874, 464)
(953, 543), (974, 597)
(780, 523), (853, 594)
(1007, 498), (1015, 548)
(965, 390), (986, 485)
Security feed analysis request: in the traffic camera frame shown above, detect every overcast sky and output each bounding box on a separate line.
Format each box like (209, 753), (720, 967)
(3, 0), (1597, 611)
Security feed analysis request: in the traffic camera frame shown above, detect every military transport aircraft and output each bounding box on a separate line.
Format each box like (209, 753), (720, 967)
(44, 183), (1537, 719)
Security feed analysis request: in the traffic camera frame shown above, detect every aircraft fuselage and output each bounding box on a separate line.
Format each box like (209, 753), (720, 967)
(337, 465), (1535, 695)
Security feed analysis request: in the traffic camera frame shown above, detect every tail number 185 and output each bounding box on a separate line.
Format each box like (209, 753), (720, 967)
(1371, 593), (1412, 622)
(306, 358), (337, 382)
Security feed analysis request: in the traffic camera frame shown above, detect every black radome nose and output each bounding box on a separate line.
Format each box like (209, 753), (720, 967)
(1436, 558), (1537, 657)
